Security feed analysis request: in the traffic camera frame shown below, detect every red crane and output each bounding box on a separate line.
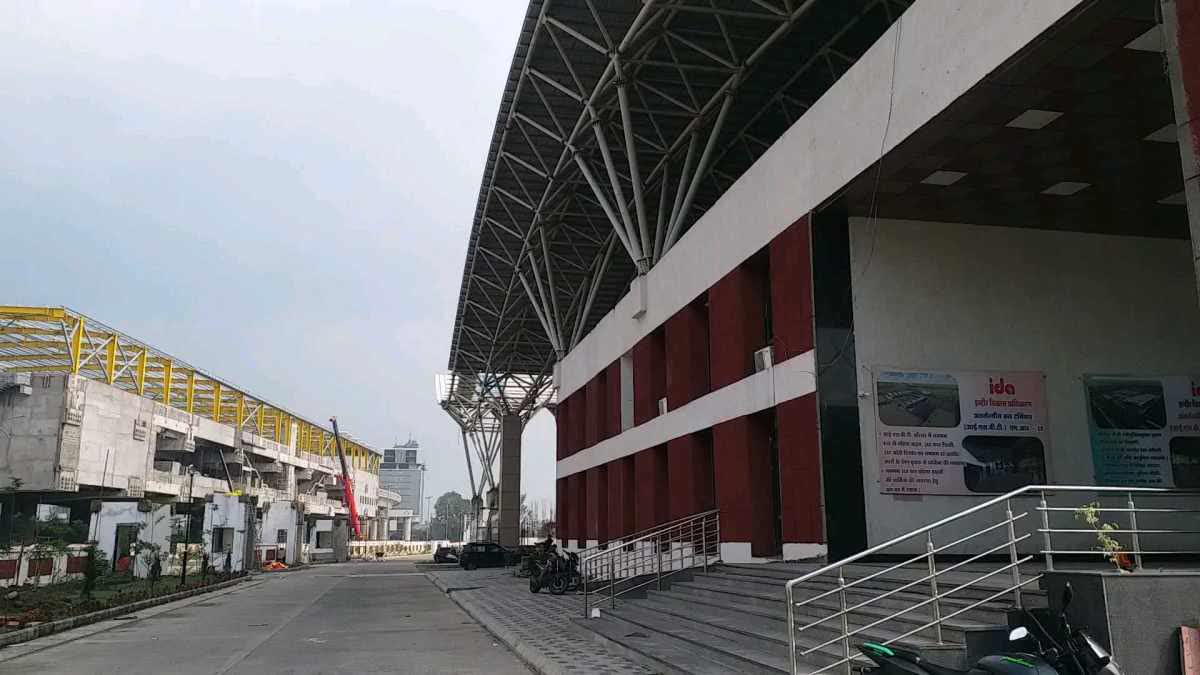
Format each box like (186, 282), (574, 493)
(329, 417), (363, 540)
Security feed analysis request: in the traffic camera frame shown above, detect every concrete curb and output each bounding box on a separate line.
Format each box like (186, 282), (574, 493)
(0, 575), (251, 651)
(427, 573), (562, 675)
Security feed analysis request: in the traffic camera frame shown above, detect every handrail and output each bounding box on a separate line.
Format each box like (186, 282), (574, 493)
(581, 509), (720, 617)
(577, 508), (720, 561)
(784, 485), (1200, 674)
(786, 485), (1183, 592)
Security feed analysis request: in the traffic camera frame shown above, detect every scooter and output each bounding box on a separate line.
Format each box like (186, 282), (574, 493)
(860, 583), (1122, 674)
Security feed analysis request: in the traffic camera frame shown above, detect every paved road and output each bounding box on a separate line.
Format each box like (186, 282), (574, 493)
(0, 559), (532, 674)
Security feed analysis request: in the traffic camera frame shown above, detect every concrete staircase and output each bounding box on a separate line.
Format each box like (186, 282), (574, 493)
(576, 561), (1045, 674)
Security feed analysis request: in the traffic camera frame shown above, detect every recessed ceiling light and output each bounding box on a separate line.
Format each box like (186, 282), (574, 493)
(1042, 181), (1091, 196)
(1006, 109), (1063, 130)
(1125, 26), (1164, 52)
(921, 170), (967, 186)
(1144, 124), (1177, 143)
(1158, 191), (1186, 206)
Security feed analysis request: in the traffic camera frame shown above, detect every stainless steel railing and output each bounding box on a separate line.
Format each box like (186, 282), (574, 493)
(784, 485), (1200, 674)
(581, 509), (720, 617)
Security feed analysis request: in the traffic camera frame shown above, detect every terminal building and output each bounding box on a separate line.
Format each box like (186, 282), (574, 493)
(0, 306), (385, 574)
(444, 0), (1200, 564)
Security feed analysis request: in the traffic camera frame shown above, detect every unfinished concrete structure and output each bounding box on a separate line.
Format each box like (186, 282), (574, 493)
(0, 306), (384, 575)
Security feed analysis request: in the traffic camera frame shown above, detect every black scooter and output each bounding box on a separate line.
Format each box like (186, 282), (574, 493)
(860, 583), (1122, 674)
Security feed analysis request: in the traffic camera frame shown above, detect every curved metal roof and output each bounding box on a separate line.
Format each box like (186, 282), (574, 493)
(448, 0), (909, 382)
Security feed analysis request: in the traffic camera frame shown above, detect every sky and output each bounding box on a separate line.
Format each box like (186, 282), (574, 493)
(0, 0), (559, 516)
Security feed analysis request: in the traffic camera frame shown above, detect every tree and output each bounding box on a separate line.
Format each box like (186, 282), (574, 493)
(433, 491), (470, 541)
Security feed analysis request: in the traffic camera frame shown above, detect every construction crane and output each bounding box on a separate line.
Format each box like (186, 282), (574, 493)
(329, 417), (363, 540)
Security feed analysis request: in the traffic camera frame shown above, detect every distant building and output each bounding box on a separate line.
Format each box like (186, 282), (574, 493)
(380, 440), (425, 521)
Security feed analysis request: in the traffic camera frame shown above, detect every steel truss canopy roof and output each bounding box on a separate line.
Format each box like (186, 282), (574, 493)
(0, 306), (383, 470)
(448, 0), (911, 384)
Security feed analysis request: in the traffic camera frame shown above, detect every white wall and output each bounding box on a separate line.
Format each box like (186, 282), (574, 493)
(555, 0), (1087, 399)
(0, 374), (65, 489)
(89, 501), (175, 576)
(75, 377), (157, 492)
(851, 218), (1200, 546)
(203, 493), (249, 572)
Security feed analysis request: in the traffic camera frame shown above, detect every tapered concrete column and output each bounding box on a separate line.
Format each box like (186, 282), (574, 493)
(1161, 0), (1200, 296)
(497, 413), (522, 548)
(403, 516), (412, 542)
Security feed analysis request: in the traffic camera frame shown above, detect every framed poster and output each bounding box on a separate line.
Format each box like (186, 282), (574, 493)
(1084, 375), (1200, 488)
(875, 369), (1049, 495)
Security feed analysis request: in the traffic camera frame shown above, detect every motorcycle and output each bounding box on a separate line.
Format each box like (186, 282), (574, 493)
(547, 551), (582, 595)
(529, 550), (583, 595)
(860, 583), (1121, 674)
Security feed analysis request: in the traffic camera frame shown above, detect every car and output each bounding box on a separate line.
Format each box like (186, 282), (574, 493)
(458, 542), (514, 570)
(432, 545), (459, 564)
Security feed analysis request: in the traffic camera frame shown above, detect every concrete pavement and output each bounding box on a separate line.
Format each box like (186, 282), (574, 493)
(0, 559), (531, 674)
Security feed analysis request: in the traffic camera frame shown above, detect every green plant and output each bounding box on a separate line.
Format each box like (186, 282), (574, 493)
(1074, 502), (1133, 571)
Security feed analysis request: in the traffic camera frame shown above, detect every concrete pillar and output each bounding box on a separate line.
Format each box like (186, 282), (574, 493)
(497, 413), (522, 548)
(555, 396), (569, 460)
(1162, 0), (1200, 296)
(667, 431), (714, 520)
(713, 414), (776, 561)
(403, 516), (412, 542)
(332, 518), (349, 562)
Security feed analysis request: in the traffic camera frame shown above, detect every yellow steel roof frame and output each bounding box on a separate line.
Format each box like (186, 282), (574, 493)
(0, 305), (380, 473)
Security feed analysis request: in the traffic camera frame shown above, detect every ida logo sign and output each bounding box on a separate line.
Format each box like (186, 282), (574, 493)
(989, 377), (1016, 396)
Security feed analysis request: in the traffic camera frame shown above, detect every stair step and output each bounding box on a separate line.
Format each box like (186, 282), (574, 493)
(610, 602), (793, 673)
(671, 577), (994, 643)
(647, 589), (950, 653)
(716, 563), (1045, 602)
(577, 613), (752, 675)
(694, 572), (1012, 623)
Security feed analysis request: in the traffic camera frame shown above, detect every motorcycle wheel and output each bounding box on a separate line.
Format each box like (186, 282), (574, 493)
(549, 574), (569, 595)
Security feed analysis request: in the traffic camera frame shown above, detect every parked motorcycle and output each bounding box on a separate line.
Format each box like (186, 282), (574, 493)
(547, 551), (582, 595)
(860, 583), (1121, 674)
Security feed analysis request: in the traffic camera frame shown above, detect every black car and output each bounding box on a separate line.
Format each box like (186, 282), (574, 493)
(458, 542), (514, 570)
(433, 546), (459, 564)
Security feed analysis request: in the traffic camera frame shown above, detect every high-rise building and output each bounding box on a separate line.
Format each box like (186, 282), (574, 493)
(380, 439), (425, 521)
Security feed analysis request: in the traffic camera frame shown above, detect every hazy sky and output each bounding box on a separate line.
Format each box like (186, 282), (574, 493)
(0, 0), (559, 515)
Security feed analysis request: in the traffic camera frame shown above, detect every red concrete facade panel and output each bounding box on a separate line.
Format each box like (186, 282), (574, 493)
(584, 373), (605, 449)
(632, 330), (666, 425)
(665, 301), (710, 409)
(555, 398), (568, 461)
(570, 472), (587, 545)
(556, 478), (570, 541)
(586, 466), (608, 542)
(777, 394), (824, 544)
(607, 456), (636, 538)
(713, 414), (777, 557)
(769, 215), (815, 360)
(568, 389), (587, 456)
(708, 264), (766, 390)
(605, 361), (622, 439)
(634, 445), (669, 531)
(667, 432), (715, 520)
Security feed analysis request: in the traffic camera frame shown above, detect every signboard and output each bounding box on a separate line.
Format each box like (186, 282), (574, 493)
(1084, 375), (1200, 488)
(875, 369), (1049, 495)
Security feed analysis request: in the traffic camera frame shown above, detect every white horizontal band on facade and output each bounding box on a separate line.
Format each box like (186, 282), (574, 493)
(555, 0), (1087, 401)
(555, 350), (816, 479)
